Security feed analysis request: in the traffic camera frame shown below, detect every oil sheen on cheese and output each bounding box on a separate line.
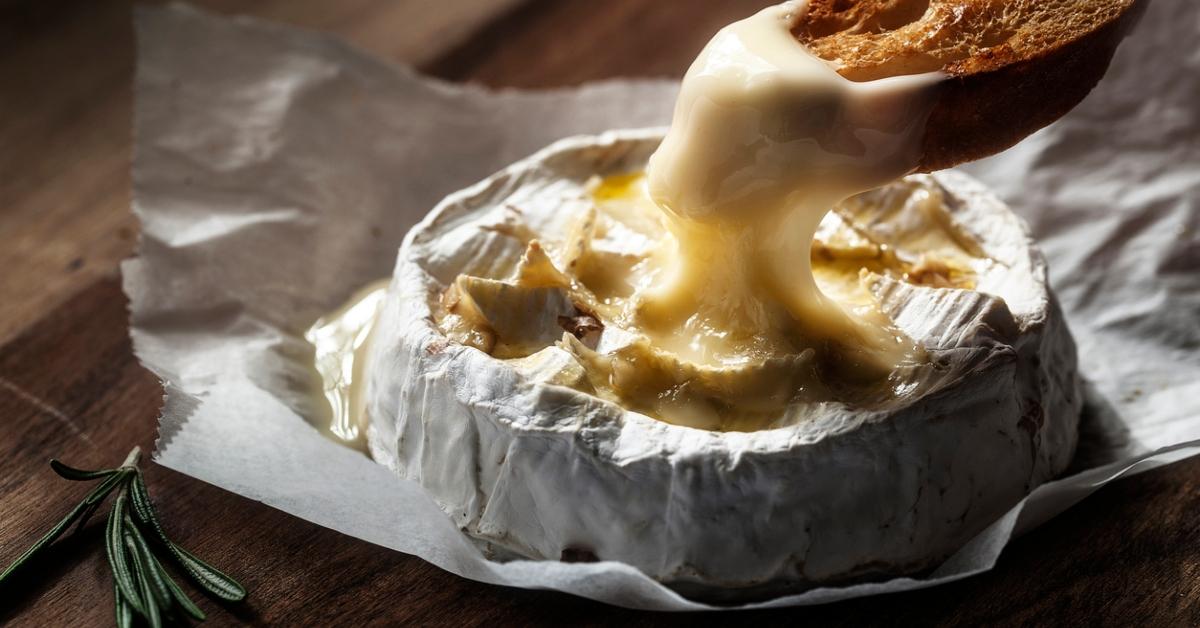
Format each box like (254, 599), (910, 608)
(640, 0), (942, 378)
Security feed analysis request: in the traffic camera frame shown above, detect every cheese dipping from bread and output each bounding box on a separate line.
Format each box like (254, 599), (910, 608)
(313, 0), (967, 433)
(443, 0), (949, 429)
(640, 0), (942, 378)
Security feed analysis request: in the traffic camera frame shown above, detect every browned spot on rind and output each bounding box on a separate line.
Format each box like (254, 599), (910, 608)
(905, 257), (974, 289)
(478, 204), (536, 242)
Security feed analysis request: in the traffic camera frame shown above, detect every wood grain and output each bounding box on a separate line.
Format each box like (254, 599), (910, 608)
(0, 0), (1197, 625)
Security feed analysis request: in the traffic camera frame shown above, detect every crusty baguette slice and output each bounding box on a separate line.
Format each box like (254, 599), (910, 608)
(794, 0), (1148, 171)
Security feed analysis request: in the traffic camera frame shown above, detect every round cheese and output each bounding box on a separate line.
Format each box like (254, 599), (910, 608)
(364, 130), (1080, 595)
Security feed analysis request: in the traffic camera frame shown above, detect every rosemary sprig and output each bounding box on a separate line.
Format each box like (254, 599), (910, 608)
(0, 447), (247, 625)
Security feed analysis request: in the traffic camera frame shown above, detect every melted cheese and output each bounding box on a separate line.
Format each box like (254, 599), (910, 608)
(315, 173), (984, 433)
(640, 0), (942, 378)
(315, 1), (968, 433)
(421, 171), (983, 430)
(306, 280), (388, 449)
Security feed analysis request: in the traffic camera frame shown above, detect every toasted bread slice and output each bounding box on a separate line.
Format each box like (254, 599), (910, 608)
(794, 0), (1148, 171)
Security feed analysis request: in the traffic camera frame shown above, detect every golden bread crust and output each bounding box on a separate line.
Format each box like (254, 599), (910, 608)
(795, 0), (1149, 170)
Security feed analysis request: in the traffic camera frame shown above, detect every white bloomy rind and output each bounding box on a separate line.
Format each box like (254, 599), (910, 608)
(366, 130), (1080, 591)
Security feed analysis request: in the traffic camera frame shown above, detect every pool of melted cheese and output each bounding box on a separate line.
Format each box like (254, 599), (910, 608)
(436, 172), (990, 431)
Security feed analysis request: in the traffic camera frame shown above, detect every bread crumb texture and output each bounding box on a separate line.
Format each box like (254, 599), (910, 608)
(796, 0), (1137, 81)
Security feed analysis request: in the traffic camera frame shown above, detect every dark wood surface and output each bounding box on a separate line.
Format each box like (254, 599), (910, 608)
(2, 1), (1198, 625)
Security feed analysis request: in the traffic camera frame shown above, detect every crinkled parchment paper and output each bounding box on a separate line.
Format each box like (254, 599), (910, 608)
(124, 2), (1200, 610)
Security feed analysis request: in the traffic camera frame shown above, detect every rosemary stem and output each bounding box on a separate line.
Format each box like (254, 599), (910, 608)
(121, 447), (142, 470)
(4, 445), (246, 622)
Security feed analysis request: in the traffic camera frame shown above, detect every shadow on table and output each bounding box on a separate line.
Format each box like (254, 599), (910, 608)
(0, 522), (104, 623)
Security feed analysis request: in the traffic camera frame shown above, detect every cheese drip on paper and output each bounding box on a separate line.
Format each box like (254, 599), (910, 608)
(306, 280), (388, 449)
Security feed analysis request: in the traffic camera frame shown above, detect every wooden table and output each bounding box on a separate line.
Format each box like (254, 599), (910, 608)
(2, 1), (1197, 625)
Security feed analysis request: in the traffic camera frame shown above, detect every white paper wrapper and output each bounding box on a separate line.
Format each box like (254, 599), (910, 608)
(124, 2), (1200, 610)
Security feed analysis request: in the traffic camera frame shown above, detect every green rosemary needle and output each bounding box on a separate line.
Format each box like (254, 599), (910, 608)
(0, 447), (247, 625)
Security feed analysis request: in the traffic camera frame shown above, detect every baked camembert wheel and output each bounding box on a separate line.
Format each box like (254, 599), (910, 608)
(364, 130), (1079, 592)
(338, 0), (1133, 596)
